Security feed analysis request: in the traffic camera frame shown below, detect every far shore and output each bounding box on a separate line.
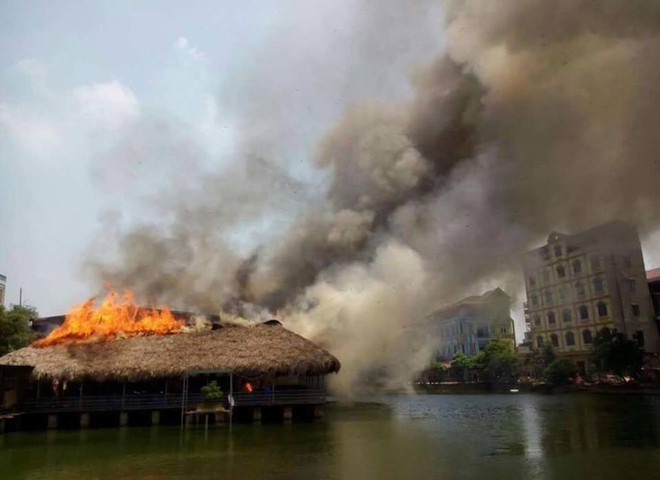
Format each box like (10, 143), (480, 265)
(410, 382), (660, 396)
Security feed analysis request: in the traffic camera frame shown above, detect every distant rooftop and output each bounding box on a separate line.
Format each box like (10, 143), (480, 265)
(427, 287), (510, 318)
(647, 268), (660, 283)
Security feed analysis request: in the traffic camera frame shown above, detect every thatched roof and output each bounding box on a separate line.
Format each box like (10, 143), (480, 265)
(0, 324), (340, 382)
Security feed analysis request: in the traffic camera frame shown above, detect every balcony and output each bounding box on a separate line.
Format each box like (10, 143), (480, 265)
(12, 389), (329, 414)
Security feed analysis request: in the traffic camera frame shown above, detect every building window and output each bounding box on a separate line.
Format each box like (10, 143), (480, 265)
(593, 277), (605, 294)
(572, 260), (582, 274)
(554, 245), (563, 257)
(544, 290), (553, 305)
(627, 279), (636, 291)
(547, 311), (556, 324)
(533, 316), (541, 327)
(558, 286), (567, 302)
(590, 256), (602, 272)
(579, 305), (589, 320)
(550, 334), (559, 347)
(565, 332), (575, 346)
(582, 330), (593, 344)
(575, 282), (585, 297)
(562, 310), (572, 323)
(531, 294), (539, 307)
(556, 265), (566, 279)
(529, 276), (536, 288)
(542, 270), (551, 284)
(632, 304), (641, 317)
(597, 302), (608, 317)
(537, 336), (544, 348)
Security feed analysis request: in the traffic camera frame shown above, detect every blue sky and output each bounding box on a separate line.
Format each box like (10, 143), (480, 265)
(0, 1), (445, 314)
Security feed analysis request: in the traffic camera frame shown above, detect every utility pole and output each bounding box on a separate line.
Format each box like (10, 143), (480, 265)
(19, 287), (23, 306)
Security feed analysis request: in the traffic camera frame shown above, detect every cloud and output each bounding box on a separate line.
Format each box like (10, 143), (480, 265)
(74, 80), (140, 130)
(0, 103), (60, 156)
(173, 36), (208, 62)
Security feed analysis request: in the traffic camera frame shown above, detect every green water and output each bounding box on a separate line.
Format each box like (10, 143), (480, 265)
(1, 394), (659, 480)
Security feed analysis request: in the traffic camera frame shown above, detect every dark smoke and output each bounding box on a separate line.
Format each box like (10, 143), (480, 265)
(87, 0), (660, 393)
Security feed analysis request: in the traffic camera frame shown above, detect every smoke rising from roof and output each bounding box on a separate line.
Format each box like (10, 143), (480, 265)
(86, 0), (660, 394)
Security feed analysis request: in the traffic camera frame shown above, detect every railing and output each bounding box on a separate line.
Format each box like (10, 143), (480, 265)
(15, 389), (327, 414)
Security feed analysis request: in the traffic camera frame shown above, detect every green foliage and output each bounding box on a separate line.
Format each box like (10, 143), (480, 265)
(449, 340), (518, 382)
(450, 352), (477, 370)
(542, 344), (556, 367)
(543, 358), (575, 385)
(430, 360), (448, 373)
(450, 352), (478, 382)
(200, 381), (224, 403)
(477, 339), (518, 381)
(589, 328), (643, 378)
(0, 304), (38, 356)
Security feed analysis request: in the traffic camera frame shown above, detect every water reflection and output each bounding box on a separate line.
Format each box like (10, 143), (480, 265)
(0, 394), (658, 480)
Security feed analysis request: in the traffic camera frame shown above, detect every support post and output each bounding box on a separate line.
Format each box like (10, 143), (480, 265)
(151, 410), (160, 426)
(119, 412), (128, 427)
(283, 406), (293, 423)
(180, 374), (188, 430)
(314, 405), (325, 421)
(47, 414), (58, 429)
(229, 372), (233, 431)
(253, 407), (262, 423)
(80, 413), (90, 429)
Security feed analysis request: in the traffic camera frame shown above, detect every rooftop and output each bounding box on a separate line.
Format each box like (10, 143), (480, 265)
(0, 322), (341, 382)
(647, 267), (660, 283)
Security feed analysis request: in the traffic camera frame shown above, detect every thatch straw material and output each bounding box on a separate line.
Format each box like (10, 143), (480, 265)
(0, 324), (340, 381)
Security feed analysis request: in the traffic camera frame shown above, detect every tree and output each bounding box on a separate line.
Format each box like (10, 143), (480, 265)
(0, 304), (38, 356)
(424, 359), (449, 383)
(589, 328), (643, 379)
(543, 358), (575, 385)
(451, 352), (477, 381)
(542, 344), (556, 367)
(479, 339), (518, 382)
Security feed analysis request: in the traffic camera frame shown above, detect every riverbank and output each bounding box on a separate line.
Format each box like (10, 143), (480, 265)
(414, 382), (660, 395)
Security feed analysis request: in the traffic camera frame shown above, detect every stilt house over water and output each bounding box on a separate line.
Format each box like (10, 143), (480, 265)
(0, 320), (340, 432)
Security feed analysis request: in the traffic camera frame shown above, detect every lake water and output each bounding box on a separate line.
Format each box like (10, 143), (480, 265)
(1, 393), (659, 480)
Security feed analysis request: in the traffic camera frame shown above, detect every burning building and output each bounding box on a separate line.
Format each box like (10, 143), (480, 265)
(0, 291), (340, 432)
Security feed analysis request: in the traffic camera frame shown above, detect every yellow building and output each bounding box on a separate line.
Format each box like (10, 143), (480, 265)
(522, 221), (659, 372)
(0, 274), (5, 306)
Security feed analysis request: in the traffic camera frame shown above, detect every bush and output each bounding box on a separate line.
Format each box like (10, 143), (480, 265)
(200, 381), (223, 404)
(543, 358), (575, 385)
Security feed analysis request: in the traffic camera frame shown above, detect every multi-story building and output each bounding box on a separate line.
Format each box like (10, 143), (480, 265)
(647, 268), (660, 334)
(426, 288), (515, 360)
(0, 274), (5, 306)
(522, 221), (660, 372)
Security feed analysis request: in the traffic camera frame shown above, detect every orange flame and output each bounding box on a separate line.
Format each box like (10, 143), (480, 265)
(33, 290), (183, 348)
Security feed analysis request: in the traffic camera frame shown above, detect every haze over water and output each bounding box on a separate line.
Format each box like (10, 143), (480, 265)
(2, 394), (659, 480)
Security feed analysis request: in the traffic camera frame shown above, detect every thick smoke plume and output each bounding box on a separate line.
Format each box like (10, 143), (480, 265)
(87, 0), (660, 395)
